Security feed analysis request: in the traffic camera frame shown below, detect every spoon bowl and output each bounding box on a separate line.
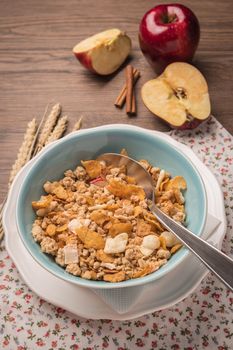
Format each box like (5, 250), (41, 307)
(98, 153), (233, 292)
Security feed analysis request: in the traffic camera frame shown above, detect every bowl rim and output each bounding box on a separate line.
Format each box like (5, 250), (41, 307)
(15, 124), (207, 289)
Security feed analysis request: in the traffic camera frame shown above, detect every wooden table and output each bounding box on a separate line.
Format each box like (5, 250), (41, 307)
(0, 0), (233, 202)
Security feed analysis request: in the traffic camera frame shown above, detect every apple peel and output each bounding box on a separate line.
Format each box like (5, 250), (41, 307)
(141, 62), (211, 129)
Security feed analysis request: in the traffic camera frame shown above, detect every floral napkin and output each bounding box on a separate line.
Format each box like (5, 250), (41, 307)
(0, 116), (232, 350)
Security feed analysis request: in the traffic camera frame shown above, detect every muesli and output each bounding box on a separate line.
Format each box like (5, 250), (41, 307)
(31, 151), (186, 282)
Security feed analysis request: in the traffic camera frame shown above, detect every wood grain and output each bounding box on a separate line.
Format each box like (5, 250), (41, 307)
(0, 0), (233, 202)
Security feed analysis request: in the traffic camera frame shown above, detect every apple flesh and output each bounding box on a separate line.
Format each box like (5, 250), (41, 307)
(73, 29), (131, 75)
(139, 4), (200, 73)
(141, 62), (211, 130)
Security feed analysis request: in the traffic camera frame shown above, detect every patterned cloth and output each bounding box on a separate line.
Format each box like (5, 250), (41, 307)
(0, 116), (232, 350)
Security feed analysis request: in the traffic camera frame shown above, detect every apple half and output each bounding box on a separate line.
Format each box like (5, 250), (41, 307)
(73, 28), (131, 75)
(141, 62), (211, 129)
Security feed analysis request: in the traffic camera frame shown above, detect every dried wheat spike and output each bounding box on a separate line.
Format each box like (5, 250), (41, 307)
(8, 118), (37, 187)
(45, 116), (68, 144)
(72, 116), (83, 131)
(35, 103), (61, 152)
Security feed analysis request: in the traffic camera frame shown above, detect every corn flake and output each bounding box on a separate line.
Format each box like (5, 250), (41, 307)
(53, 185), (67, 200)
(144, 212), (164, 232)
(75, 227), (105, 249)
(96, 249), (114, 263)
(107, 179), (145, 200)
(136, 219), (151, 237)
(32, 195), (52, 210)
(56, 224), (68, 233)
(81, 160), (103, 179)
(90, 210), (110, 225)
(109, 222), (132, 238)
(134, 206), (143, 217)
(159, 178), (170, 191)
(170, 243), (182, 254)
(165, 176), (187, 190)
(125, 176), (137, 185)
(133, 264), (153, 278)
(103, 271), (125, 282)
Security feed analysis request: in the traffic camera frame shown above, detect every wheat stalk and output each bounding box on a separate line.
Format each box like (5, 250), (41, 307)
(0, 105), (83, 244)
(8, 118), (37, 187)
(72, 116), (83, 131)
(45, 116), (68, 144)
(33, 103), (61, 154)
(1, 118), (37, 242)
(25, 104), (50, 163)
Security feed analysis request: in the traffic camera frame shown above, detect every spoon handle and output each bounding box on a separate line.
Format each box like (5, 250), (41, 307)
(151, 205), (233, 292)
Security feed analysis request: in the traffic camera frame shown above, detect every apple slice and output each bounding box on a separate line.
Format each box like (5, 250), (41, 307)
(73, 28), (131, 75)
(141, 62), (211, 129)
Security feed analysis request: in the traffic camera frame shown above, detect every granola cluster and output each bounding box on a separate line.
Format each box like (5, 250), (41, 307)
(31, 153), (186, 282)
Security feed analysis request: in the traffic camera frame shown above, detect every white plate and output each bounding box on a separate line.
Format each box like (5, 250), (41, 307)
(3, 129), (226, 320)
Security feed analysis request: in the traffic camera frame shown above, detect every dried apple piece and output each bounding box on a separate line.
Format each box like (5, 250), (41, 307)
(64, 245), (79, 264)
(140, 234), (160, 257)
(104, 233), (128, 254)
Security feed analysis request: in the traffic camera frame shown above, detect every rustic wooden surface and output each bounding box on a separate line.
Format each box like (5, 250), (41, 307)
(0, 0), (233, 202)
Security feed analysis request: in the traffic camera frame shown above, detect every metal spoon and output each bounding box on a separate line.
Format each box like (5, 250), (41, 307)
(98, 153), (233, 292)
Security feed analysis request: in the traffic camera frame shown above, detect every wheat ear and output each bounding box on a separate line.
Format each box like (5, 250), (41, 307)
(72, 116), (83, 131)
(1, 118), (37, 242)
(45, 116), (68, 144)
(34, 103), (61, 154)
(8, 118), (37, 187)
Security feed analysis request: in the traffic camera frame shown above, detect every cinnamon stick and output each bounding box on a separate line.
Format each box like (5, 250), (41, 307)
(131, 91), (136, 115)
(115, 68), (140, 108)
(126, 65), (134, 115)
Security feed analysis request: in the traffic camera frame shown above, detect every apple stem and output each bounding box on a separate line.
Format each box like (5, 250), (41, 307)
(163, 13), (177, 24)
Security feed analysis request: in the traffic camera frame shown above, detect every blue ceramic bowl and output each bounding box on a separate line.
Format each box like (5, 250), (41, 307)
(16, 124), (207, 289)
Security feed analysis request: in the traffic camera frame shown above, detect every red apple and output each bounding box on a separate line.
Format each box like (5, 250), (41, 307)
(73, 29), (131, 75)
(141, 62), (211, 130)
(139, 4), (200, 73)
